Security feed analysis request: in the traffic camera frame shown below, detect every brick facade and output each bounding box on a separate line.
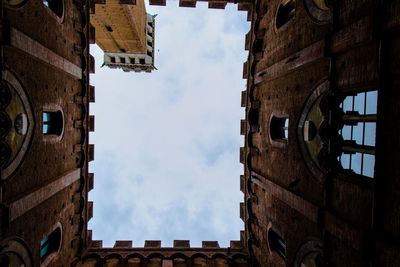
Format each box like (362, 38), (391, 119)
(1, 0), (399, 266)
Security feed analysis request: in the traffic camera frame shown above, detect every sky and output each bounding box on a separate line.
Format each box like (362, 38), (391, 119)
(88, 1), (250, 248)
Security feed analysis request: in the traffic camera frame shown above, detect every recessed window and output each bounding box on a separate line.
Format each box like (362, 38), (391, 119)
(43, 0), (64, 18)
(268, 229), (286, 259)
(338, 90), (377, 178)
(110, 57), (116, 63)
(120, 57), (126, 64)
(139, 58), (145, 64)
(270, 116), (289, 140)
(43, 111), (63, 136)
(276, 0), (295, 29)
(40, 227), (61, 261)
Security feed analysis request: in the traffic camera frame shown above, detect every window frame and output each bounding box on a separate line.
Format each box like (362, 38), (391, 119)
(42, 106), (64, 142)
(337, 90), (377, 178)
(269, 112), (289, 148)
(40, 223), (62, 266)
(42, 0), (65, 23)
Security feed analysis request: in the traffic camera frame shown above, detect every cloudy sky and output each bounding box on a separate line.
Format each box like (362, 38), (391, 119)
(88, 1), (250, 248)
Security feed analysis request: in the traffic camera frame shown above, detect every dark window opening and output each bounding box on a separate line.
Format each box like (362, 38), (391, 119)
(276, 0), (295, 29)
(270, 116), (289, 140)
(105, 25), (113, 32)
(40, 227), (61, 260)
(147, 40), (152, 47)
(120, 48), (126, 53)
(110, 57), (116, 63)
(120, 57), (126, 64)
(268, 229), (286, 259)
(43, 0), (64, 18)
(43, 111), (63, 136)
(338, 90), (377, 178)
(139, 58), (145, 64)
(147, 51), (152, 57)
(130, 58), (135, 64)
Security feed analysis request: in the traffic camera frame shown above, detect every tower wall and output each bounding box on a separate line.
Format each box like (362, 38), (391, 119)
(0, 0), (91, 265)
(242, 0), (400, 266)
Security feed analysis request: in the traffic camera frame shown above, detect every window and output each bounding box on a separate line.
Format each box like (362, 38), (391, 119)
(268, 229), (286, 259)
(120, 57), (126, 64)
(43, 0), (64, 18)
(110, 57), (116, 63)
(270, 116), (289, 140)
(43, 111), (63, 136)
(338, 90), (377, 178)
(276, 0), (295, 29)
(40, 227), (61, 261)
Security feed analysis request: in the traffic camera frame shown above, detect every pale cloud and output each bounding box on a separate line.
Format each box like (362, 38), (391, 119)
(89, 1), (250, 248)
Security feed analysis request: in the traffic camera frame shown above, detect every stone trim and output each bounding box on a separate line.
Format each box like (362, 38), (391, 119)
(9, 169), (80, 221)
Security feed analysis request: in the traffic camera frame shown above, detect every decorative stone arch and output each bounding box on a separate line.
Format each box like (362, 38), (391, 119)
(297, 80), (330, 182)
(79, 253), (102, 266)
(0, 237), (33, 267)
(303, 0), (332, 23)
(294, 239), (324, 267)
(191, 253), (208, 267)
(4, 0), (28, 8)
(298, 79), (377, 180)
(104, 254), (124, 266)
(126, 255), (143, 266)
(1, 69), (35, 180)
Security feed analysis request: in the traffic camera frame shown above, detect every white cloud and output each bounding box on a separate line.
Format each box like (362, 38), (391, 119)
(89, 1), (250, 248)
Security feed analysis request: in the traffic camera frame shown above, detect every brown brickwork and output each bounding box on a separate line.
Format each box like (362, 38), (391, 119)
(1, 0), (400, 267)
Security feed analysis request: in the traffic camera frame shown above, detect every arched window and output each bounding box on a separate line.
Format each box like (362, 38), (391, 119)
(304, 0), (332, 23)
(43, 0), (64, 18)
(338, 90), (377, 178)
(268, 229), (286, 259)
(276, 0), (295, 29)
(0, 239), (33, 267)
(270, 116), (289, 141)
(40, 227), (61, 261)
(43, 111), (63, 136)
(298, 81), (378, 181)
